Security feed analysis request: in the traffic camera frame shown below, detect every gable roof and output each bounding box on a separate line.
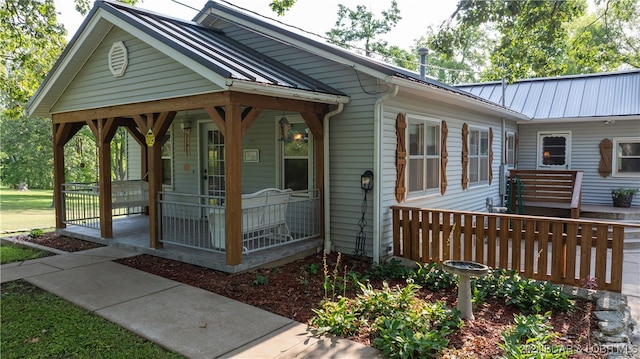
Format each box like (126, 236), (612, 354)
(457, 69), (640, 121)
(27, 0), (348, 117)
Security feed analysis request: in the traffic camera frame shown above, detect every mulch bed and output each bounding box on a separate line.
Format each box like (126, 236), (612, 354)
(24, 233), (601, 358)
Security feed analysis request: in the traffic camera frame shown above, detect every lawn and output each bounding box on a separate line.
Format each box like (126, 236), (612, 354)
(0, 244), (53, 264)
(0, 188), (55, 232)
(1, 280), (184, 359)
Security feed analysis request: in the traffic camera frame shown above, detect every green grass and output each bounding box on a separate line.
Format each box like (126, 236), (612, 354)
(0, 244), (53, 264)
(1, 280), (184, 359)
(0, 188), (55, 232)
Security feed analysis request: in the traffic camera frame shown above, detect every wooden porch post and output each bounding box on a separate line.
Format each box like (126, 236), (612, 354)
(302, 112), (325, 238)
(52, 123), (67, 230)
(225, 104), (243, 265)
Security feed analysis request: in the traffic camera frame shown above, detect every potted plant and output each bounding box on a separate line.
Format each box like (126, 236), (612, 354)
(611, 188), (638, 208)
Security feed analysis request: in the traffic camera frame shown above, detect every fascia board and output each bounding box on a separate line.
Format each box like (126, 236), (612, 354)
(227, 79), (351, 104)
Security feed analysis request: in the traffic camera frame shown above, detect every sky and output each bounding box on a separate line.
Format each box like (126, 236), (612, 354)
(53, 0), (458, 50)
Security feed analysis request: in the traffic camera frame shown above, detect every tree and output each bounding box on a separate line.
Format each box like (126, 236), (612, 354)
(326, 1), (401, 58)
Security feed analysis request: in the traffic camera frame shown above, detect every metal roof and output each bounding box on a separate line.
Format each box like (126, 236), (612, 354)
(99, 1), (345, 96)
(456, 70), (640, 120)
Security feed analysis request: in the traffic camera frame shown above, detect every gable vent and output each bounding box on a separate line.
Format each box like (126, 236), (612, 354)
(108, 41), (128, 77)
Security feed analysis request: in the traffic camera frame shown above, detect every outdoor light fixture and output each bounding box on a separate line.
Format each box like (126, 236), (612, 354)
(354, 170), (373, 257)
(360, 170), (374, 192)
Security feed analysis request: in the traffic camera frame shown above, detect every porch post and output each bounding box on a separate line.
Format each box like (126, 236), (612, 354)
(52, 123), (67, 230)
(302, 112), (325, 238)
(225, 104), (243, 265)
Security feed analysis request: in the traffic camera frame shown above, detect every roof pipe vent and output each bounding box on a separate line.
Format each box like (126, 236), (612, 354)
(418, 47), (429, 80)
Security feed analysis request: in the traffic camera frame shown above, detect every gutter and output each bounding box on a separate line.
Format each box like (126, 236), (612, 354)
(372, 84), (399, 264)
(228, 79), (350, 105)
(323, 102), (345, 254)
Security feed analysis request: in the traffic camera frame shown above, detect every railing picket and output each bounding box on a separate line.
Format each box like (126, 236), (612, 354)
(579, 223), (593, 284)
(421, 208), (431, 261)
(595, 225), (609, 290)
(487, 216), (497, 268)
(402, 209), (411, 258)
(463, 214), (473, 261)
(475, 214), (485, 263)
(609, 226), (624, 292)
(453, 213), (462, 260)
(512, 218), (522, 273)
(565, 223), (579, 286)
(524, 219), (535, 278)
(537, 220), (550, 281)
(442, 213), (452, 261)
(393, 207), (400, 255)
(410, 209), (421, 261)
(499, 218), (509, 269)
(432, 211), (441, 262)
(551, 222), (565, 283)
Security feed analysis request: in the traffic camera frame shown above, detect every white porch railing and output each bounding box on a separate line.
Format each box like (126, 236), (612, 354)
(158, 189), (320, 254)
(62, 181), (149, 229)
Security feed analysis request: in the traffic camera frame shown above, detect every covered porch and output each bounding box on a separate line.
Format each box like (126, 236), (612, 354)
(51, 91), (341, 271)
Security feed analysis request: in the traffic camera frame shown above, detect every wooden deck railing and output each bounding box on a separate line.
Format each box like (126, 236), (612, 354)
(391, 206), (636, 292)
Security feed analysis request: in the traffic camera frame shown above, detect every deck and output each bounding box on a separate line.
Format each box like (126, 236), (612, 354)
(58, 215), (323, 273)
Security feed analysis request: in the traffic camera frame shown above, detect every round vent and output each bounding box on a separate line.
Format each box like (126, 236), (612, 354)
(108, 41), (128, 77)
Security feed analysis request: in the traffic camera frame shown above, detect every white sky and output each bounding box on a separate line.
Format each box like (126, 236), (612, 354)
(53, 0), (458, 50)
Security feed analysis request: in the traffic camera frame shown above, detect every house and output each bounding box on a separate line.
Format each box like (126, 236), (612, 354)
(458, 70), (640, 207)
(28, 0), (538, 272)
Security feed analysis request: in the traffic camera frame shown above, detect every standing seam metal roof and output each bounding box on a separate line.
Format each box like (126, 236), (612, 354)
(100, 1), (345, 96)
(456, 70), (640, 120)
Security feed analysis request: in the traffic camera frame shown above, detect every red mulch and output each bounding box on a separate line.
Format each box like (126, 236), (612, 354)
(27, 234), (601, 358)
(18, 232), (104, 252)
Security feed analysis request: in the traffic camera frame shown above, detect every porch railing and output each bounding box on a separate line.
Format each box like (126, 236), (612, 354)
(391, 206), (634, 292)
(62, 181), (148, 229)
(159, 189), (320, 254)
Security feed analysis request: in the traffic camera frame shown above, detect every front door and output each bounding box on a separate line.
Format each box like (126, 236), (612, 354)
(537, 131), (571, 169)
(201, 122), (225, 205)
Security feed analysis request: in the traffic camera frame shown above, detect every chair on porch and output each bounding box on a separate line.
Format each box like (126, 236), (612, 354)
(208, 188), (293, 251)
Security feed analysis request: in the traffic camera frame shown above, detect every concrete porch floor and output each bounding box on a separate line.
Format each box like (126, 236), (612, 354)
(58, 215), (323, 273)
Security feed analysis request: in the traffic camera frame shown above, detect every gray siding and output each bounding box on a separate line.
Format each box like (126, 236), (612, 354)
(52, 27), (219, 113)
(517, 119), (640, 205)
(379, 94), (518, 257)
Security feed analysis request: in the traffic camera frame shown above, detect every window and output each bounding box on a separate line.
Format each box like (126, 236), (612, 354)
(281, 119), (311, 190)
(407, 116), (440, 195)
(613, 137), (640, 176)
(505, 132), (516, 166)
(161, 130), (173, 188)
(537, 132), (571, 169)
(468, 127), (489, 185)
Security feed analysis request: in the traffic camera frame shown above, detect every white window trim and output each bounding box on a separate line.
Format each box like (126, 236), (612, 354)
(613, 137), (640, 177)
(505, 131), (516, 168)
(405, 114), (441, 199)
(468, 126), (490, 187)
(161, 127), (174, 190)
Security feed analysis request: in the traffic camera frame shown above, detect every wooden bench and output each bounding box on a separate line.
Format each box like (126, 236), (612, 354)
(111, 180), (149, 208)
(508, 170), (583, 219)
(208, 188), (293, 250)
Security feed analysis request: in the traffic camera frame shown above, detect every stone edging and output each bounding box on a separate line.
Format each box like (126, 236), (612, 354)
(561, 286), (639, 358)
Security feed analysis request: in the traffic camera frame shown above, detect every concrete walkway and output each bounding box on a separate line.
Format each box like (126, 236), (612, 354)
(1, 245), (382, 359)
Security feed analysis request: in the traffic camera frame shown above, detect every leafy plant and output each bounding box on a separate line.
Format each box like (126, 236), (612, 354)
(29, 228), (44, 238)
(365, 258), (413, 280)
(611, 187), (639, 197)
(311, 280), (461, 358)
(498, 312), (572, 358)
(249, 274), (269, 286)
(410, 262), (456, 290)
(305, 263), (319, 275)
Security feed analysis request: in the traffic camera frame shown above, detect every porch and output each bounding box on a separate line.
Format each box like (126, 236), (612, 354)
(58, 215), (323, 274)
(59, 185), (323, 273)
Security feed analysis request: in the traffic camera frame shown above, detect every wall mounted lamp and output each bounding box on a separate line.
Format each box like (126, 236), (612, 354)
(354, 170), (374, 257)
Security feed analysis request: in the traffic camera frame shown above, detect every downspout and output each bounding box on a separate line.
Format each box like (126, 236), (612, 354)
(323, 102), (345, 254)
(372, 84), (399, 264)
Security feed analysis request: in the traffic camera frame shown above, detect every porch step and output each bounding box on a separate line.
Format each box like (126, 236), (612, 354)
(580, 204), (640, 221)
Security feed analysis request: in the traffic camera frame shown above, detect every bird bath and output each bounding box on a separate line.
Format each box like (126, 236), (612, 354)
(442, 260), (489, 321)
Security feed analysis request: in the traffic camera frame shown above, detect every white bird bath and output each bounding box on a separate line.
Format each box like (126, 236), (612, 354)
(442, 260), (489, 321)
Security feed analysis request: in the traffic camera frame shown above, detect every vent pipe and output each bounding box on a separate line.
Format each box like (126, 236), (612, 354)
(418, 47), (429, 80)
